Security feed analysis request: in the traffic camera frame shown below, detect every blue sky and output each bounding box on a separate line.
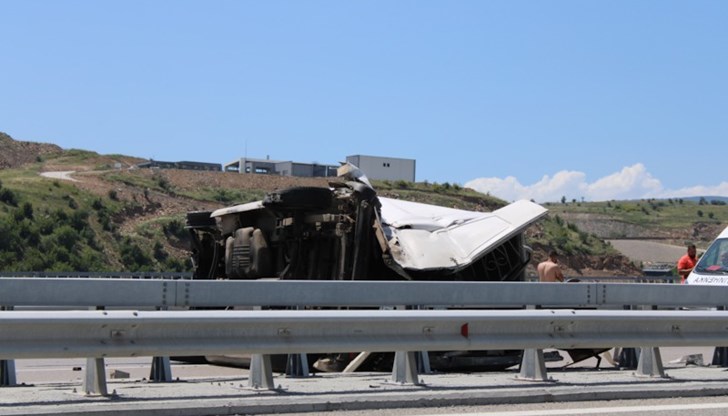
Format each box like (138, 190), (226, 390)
(1, 1), (727, 202)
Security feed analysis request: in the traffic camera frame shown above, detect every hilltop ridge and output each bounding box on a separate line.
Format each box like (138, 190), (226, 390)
(6, 132), (714, 277)
(0, 132), (63, 169)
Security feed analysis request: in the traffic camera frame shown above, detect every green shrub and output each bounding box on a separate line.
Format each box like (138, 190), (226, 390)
(153, 241), (168, 262)
(72, 247), (106, 272)
(69, 210), (89, 231)
(21, 202), (34, 219)
(214, 189), (236, 203)
(0, 188), (18, 206)
(92, 198), (104, 210)
(120, 238), (153, 271)
(163, 219), (187, 240)
(54, 225), (81, 251)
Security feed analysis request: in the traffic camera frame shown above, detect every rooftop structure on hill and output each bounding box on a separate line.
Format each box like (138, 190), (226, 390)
(345, 155), (416, 182)
(224, 154), (416, 181)
(223, 157), (338, 177)
(137, 160), (222, 172)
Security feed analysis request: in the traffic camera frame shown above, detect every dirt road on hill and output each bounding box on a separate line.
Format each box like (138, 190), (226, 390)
(608, 239), (688, 265)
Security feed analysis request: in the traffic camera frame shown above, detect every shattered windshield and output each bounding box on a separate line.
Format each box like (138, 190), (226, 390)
(694, 238), (728, 274)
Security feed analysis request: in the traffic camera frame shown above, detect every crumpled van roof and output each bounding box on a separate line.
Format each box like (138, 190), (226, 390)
(380, 198), (547, 272)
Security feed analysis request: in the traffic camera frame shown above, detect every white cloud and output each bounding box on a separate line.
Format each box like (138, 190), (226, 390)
(663, 183), (728, 199)
(464, 163), (728, 202)
(585, 164), (662, 201)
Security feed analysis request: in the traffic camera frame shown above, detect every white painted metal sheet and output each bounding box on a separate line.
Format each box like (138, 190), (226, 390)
(380, 199), (548, 271)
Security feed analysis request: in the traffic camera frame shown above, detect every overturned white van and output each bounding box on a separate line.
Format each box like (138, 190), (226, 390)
(184, 164), (549, 372)
(186, 164), (548, 282)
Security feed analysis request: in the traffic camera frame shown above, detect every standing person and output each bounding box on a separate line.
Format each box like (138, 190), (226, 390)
(537, 250), (565, 282)
(677, 244), (697, 284)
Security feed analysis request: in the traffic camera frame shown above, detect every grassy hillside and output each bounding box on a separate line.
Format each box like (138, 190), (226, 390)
(545, 198), (728, 246)
(0, 142), (642, 276)
(0, 155), (188, 272)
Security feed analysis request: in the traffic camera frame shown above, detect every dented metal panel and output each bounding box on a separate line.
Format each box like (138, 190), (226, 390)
(381, 199), (547, 271)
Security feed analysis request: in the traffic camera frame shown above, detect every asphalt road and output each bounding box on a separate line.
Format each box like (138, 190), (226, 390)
(270, 397), (728, 416)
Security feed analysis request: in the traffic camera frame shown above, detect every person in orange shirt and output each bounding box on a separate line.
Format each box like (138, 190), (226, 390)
(537, 250), (565, 282)
(677, 244), (697, 284)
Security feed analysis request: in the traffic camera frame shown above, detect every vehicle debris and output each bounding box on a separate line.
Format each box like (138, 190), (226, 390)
(185, 164), (548, 372)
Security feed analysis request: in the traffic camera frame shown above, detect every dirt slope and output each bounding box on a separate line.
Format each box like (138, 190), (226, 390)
(0, 132), (63, 168)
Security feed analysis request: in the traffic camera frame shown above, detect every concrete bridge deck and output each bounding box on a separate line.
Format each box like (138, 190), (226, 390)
(2, 349), (727, 416)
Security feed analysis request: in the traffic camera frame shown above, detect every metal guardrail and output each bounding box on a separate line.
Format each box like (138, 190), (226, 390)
(524, 275), (681, 284)
(2, 309), (727, 359)
(0, 271), (192, 279)
(0, 278), (724, 308)
(4, 272), (678, 282)
(1, 277), (727, 395)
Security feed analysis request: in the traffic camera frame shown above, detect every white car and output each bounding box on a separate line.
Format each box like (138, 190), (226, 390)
(686, 225), (728, 285)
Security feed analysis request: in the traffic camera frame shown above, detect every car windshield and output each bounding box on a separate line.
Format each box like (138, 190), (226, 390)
(694, 238), (728, 274)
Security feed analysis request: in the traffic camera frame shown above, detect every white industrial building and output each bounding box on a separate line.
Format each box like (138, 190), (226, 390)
(223, 157), (338, 177)
(346, 155), (416, 182)
(224, 154), (415, 182)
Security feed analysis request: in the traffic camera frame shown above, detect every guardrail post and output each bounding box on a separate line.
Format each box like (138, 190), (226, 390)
(149, 356), (173, 382)
(416, 350), (431, 374)
(285, 353), (309, 378)
(516, 304), (551, 382)
(388, 305), (427, 384)
(149, 306), (174, 382)
(390, 351), (423, 385)
(617, 305), (639, 369)
(82, 306), (109, 395)
(284, 306), (311, 378)
(632, 305), (666, 377)
(711, 306), (728, 367)
(712, 346), (728, 366)
(635, 346), (667, 378)
(248, 354), (275, 390)
(247, 305), (276, 389)
(410, 305), (431, 375)
(0, 358), (16, 387)
(0, 306), (17, 387)
(517, 348), (551, 382)
(83, 357), (109, 396)
(618, 347), (638, 369)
